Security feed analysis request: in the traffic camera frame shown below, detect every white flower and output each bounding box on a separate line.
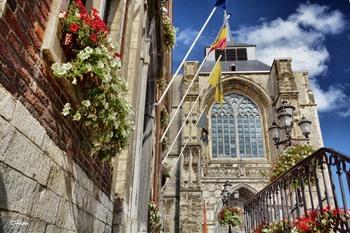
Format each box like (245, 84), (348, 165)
(62, 62), (72, 71)
(84, 46), (93, 54)
(51, 63), (60, 72)
(86, 63), (92, 72)
(103, 73), (112, 83)
(62, 103), (71, 116)
(73, 112), (81, 121)
(72, 77), (77, 85)
(107, 36), (112, 43)
(111, 60), (118, 68)
(98, 61), (105, 68)
(78, 51), (90, 61)
(82, 100), (91, 107)
(52, 63), (67, 76)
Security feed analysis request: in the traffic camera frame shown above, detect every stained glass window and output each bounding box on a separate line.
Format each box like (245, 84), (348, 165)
(211, 93), (264, 158)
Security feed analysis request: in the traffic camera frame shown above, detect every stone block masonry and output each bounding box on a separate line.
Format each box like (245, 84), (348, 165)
(0, 85), (113, 232)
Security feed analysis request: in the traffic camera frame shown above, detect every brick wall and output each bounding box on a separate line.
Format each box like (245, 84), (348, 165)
(0, 0), (112, 194)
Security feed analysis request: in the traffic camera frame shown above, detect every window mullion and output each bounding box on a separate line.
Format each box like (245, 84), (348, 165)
(235, 113), (240, 158)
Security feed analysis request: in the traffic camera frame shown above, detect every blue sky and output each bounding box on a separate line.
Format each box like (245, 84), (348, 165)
(172, 0), (350, 155)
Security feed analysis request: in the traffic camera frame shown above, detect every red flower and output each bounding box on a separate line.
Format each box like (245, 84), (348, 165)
(69, 23), (80, 33)
(90, 33), (98, 42)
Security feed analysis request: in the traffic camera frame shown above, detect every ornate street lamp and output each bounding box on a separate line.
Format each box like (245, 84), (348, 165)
(221, 180), (232, 205)
(298, 116), (312, 139)
(269, 101), (312, 148)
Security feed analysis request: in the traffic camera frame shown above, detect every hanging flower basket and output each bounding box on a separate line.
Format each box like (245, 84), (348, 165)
(218, 207), (243, 227)
(52, 0), (133, 160)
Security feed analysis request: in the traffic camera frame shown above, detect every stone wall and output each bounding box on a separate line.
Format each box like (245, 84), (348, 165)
(0, 86), (113, 232)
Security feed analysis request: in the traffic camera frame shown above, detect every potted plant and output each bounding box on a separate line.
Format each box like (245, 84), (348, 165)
(52, 0), (133, 160)
(59, 0), (109, 59)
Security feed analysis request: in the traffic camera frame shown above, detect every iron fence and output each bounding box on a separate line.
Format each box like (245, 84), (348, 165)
(244, 147), (350, 232)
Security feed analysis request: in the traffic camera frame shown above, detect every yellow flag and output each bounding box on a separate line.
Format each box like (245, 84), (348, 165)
(208, 62), (224, 104)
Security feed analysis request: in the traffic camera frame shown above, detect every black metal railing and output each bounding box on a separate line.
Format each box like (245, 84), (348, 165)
(244, 147), (350, 232)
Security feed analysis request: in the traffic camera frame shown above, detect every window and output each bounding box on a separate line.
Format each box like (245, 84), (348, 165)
(237, 48), (247, 61)
(226, 49), (237, 61)
(211, 93), (264, 158)
(215, 50), (225, 61)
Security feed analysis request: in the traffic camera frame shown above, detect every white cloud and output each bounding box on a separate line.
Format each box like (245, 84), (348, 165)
(310, 81), (347, 112)
(176, 28), (198, 46)
(236, 3), (348, 113)
(339, 109), (350, 118)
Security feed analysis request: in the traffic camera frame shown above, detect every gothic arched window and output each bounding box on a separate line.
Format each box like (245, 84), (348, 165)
(211, 93), (264, 158)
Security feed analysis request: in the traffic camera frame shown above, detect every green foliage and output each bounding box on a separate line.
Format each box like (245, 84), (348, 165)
(253, 220), (290, 233)
(269, 144), (315, 181)
(52, 2), (133, 160)
(160, 106), (169, 129)
(148, 201), (163, 232)
(59, 0), (109, 49)
(162, 14), (176, 50)
(218, 207), (243, 227)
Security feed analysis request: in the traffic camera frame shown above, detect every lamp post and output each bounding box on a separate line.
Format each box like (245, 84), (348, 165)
(269, 100), (312, 149)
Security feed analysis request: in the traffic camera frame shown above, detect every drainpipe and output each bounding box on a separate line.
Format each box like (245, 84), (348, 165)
(152, 0), (164, 204)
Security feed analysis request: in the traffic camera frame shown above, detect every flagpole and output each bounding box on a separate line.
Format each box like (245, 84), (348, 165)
(156, 7), (217, 106)
(160, 53), (210, 142)
(161, 56), (222, 164)
(159, 13), (231, 142)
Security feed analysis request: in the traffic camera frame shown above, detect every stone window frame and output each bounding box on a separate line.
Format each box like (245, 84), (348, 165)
(209, 92), (266, 160)
(0, 0), (6, 17)
(41, 0), (113, 64)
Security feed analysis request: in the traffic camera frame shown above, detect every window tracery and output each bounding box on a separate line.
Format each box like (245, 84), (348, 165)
(211, 93), (264, 158)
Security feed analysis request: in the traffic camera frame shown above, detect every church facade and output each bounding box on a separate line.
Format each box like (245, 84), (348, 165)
(161, 26), (324, 233)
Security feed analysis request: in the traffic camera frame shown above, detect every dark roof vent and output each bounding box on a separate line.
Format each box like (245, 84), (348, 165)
(230, 64), (236, 71)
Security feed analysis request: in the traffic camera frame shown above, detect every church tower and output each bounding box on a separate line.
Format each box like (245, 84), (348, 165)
(161, 15), (323, 233)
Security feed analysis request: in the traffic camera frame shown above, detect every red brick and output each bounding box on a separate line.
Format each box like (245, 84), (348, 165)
(34, 22), (44, 42)
(35, 1), (50, 20)
(4, 8), (31, 47)
(0, 19), (10, 38)
(28, 29), (42, 49)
